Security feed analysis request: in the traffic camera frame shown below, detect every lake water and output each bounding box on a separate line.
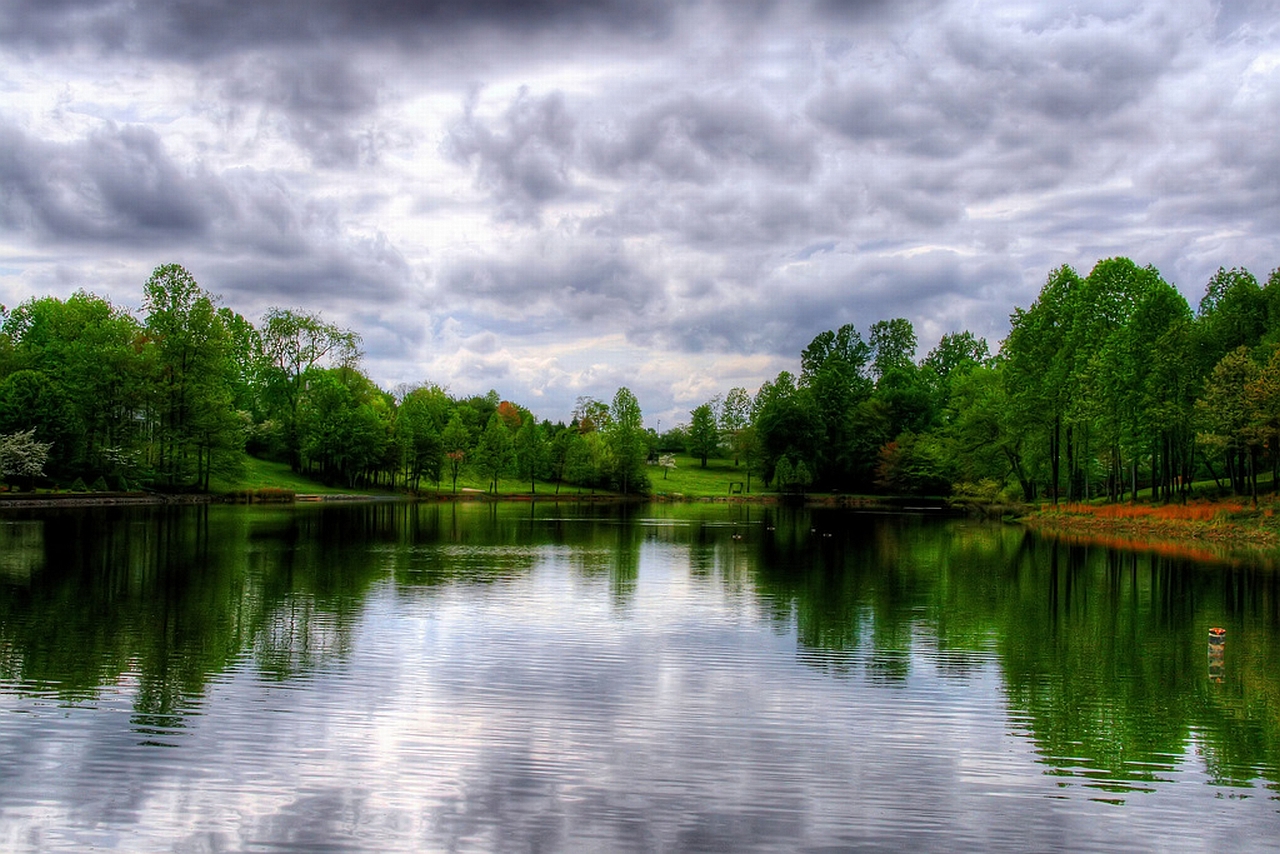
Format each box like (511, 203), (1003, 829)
(1, 501), (1278, 852)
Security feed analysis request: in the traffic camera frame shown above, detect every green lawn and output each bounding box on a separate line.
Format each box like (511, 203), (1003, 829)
(208, 451), (767, 500)
(210, 455), (371, 496)
(651, 454), (766, 498)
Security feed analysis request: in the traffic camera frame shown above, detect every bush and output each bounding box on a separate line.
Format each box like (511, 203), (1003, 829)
(90, 475), (110, 492)
(70, 477), (88, 492)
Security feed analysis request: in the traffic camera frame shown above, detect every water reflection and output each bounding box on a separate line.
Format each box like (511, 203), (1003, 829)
(0, 502), (1278, 851)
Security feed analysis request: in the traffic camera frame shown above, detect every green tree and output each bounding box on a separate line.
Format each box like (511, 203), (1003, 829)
(260, 308), (361, 469)
(604, 387), (648, 494)
(870, 318), (917, 379)
(1003, 265), (1083, 502)
(142, 264), (243, 490)
(2, 291), (147, 479)
(1197, 267), (1266, 367)
(1197, 346), (1260, 498)
(397, 385), (448, 492)
(945, 363), (1033, 500)
(441, 411), (471, 494)
(719, 386), (752, 465)
(753, 371), (822, 488)
(921, 330), (990, 419)
(514, 416), (548, 493)
(474, 413), (516, 493)
(688, 402), (719, 467)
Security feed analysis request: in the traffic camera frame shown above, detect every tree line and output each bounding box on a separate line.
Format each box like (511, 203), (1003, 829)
(721, 257), (1280, 502)
(4, 258), (1280, 500)
(0, 264), (651, 494)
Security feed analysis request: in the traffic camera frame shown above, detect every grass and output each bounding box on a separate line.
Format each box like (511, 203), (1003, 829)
(209, 455), (372, 497)
(650, 454), (765, 498)
(1026, 492), (1280, 553)
(1052, 500), (1248, 522)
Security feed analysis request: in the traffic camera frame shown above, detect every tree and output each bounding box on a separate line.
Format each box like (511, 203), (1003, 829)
(658, 453), (677, 480)
(945, 363), (1033, 500)
(753, 371), (822, 488)
(397, 386), (448, 492)
(572, 396), (610, 433)
(688, 403), (719, 467)
(474, 413), (516, 493)
(441, 412), (471, 494)
(1197, 267), (1266, 367)
(604, 387), (648, 494)
(1003, 265), (1082, 503)
(295, 368), (388, 488)
(1197, 346), (1260, 498)
(0, 369), (81, 479)
(514, 416), (548, 493)
(870, 318), (917, 380)
(142, 263), (243, 490)
(719, 387), (752, 465)
(921, 330), (990, 419)
(2, 291), (147, 480)
(260, 308), (361, 470)
(0, 429), (52, 490)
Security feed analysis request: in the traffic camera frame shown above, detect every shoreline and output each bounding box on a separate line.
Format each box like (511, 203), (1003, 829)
(1018, 501), (1280, 564)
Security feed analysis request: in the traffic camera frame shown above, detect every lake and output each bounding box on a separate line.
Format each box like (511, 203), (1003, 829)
(1, 500), (1278, 852)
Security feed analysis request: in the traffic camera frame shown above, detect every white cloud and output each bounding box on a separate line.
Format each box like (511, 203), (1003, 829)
(2, 0), (1280, 422)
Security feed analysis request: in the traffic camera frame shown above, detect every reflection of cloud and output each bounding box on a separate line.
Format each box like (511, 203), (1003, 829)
(0, 509), (1276, 851)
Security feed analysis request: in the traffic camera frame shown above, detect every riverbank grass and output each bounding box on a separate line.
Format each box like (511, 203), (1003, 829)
(1025, 497), (1280, 550)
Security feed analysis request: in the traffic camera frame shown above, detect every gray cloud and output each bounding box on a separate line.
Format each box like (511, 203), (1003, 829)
(0, 0), (684, 57)
(0, 122), (224, 245)
(219, 54), (387, 168)
(4, 0), (1280, 422)
(444, 89), (579, 223)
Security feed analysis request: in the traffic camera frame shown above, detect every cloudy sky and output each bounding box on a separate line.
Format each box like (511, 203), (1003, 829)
(2, 1), (1280, 426)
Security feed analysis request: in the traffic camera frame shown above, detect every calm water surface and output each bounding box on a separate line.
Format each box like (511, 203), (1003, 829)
(1, 501), (1278, 852)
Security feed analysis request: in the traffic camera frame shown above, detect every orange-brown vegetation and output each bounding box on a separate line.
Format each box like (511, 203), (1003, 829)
(1024, 497), (1280, 555)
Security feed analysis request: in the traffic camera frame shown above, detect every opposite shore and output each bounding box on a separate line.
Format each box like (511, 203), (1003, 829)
(4, 489), (1279, 563)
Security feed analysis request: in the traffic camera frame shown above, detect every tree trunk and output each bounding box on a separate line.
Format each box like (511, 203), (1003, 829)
(1050, 415), (1061, 505)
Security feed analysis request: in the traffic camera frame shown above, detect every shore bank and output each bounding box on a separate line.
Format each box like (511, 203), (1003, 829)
(1020, 500), (1280, 560)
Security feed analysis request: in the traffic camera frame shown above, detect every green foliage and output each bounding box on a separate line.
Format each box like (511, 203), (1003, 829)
(8, 255), (1280, 504)
(474, 413), (516, 493)
(687, 403), (719, 466)
(604, 387), (649, 494)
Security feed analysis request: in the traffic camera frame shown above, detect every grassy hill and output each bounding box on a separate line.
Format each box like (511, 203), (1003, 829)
(209, 452), (768, 501)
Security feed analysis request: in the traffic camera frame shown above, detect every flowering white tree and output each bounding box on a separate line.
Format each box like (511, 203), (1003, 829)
(0, 429), (52, 489)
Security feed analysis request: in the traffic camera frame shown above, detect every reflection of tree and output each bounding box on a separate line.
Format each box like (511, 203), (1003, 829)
(0, 504), (387, 725)
(746, 511), (1280, 795)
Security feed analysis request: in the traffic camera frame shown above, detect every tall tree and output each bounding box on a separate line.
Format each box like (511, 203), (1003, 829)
(1003, 265), (1083, 502)
(870, 318), (917, 380)
(605, 387), (648, 494)
(142, 264), (242, 489)
(514, 416), (548, 493)
(441, 411), (471, 494)
(2, 292), (146, 479)
(474, 413), (515, 494)
(719, 386), (752, 465)
(260, 308), (361, 469)
(688, 402), (719, 467)
(798, 325), (874, 489)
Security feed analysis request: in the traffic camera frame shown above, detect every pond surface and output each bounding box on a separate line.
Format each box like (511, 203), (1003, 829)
(1, 501), (1278, 852)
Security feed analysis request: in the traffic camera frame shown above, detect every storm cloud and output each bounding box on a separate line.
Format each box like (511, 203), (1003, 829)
(3, 0), (1280, 426)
